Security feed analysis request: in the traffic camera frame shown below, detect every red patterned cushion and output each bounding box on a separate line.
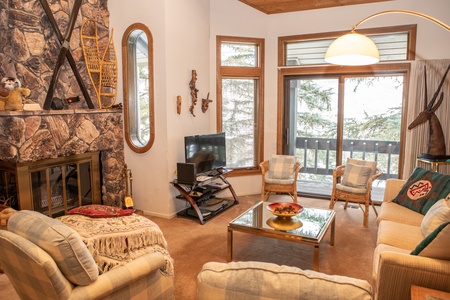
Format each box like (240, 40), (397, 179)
(68, 205), (135, 218)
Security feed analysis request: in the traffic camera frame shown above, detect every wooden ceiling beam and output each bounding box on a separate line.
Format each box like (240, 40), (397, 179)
(239, 0), (391, 14)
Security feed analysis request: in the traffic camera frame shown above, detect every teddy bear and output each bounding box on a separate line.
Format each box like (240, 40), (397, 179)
(0, 87), (31, 111)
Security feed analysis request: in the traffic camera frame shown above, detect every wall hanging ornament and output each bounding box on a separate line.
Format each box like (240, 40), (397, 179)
(408, 64), (450, 159)
(81, 19), (118, 109)
(39, 0), (95, 109)
(177, 95), (182, 114)
(189, 70), (198, 117)
(201, 92), (213, 113)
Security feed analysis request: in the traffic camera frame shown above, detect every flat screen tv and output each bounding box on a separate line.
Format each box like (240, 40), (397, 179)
(184, 132), (226, 174)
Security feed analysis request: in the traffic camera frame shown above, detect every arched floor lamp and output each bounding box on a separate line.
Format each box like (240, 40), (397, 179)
(325, 10), (450, 66)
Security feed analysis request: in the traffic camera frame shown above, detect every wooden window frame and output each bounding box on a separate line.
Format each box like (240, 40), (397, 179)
(278, 25), (417, 66)
(216, 35), (265, 176)
(277, 25), (416, 179)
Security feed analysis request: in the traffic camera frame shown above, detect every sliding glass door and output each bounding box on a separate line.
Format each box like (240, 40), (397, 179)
(284, 74), (404, 200)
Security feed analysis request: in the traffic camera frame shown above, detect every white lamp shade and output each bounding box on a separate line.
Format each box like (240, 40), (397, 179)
(325, 32), (380, 66)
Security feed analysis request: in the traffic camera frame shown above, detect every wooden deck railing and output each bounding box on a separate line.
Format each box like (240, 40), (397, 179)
(295, 137), (400, 180)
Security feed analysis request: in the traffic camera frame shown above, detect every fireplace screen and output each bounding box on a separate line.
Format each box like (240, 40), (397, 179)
(0, 152), (101, 218)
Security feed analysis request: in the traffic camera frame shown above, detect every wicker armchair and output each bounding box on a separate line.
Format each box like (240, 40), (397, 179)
(260, 156), (301, 203)
(329, 159), (382, 227)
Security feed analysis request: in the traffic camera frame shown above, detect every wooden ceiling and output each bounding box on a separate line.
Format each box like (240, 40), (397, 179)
(238, 0), (391, 14)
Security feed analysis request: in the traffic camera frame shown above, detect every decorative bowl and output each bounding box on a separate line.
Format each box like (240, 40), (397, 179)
(266, 202), (303, 217)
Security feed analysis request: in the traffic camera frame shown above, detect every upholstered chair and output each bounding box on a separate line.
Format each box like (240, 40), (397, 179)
(260, 155), (301, 203)
(329, 158), (382, 227)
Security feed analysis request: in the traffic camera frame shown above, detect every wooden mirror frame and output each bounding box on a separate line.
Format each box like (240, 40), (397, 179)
(122, 23), (155, 153)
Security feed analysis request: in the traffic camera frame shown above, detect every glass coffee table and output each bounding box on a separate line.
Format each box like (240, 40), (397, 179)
(227, 201), (335, 271)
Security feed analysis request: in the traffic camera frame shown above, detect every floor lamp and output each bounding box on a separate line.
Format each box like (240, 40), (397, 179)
(325, 10), (450, 66)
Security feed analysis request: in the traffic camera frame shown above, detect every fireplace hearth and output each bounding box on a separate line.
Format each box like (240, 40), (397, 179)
(0, 151), (101, 217)
(0, 108), (126, 211)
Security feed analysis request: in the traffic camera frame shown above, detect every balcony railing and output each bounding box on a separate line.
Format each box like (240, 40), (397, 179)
(295, 137), (400, 180)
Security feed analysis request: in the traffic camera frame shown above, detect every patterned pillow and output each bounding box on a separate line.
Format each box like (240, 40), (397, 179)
(342, 163), (372, 189)
(421, 195), (450, 236)
(7, 210), (98, 285)
(393, 167), (450, 215)
(411, 221), (450, 260)
(268, 155), (296, 179)
(68, 205), (135, 218)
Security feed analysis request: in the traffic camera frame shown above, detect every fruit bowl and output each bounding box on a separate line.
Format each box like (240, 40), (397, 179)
(266, 202), (303, 217)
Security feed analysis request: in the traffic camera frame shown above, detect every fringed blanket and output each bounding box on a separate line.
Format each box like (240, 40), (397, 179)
(58, 214), (174, 275)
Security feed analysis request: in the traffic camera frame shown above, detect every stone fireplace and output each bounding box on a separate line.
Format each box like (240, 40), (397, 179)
(0, 109), (126, 210)
(0, 1), (126, 212)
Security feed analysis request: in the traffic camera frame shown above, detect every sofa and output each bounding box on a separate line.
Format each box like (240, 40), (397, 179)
(196, 261), (373, 300)
(374, 177), (450, 300)
(0, 210), (174, 299)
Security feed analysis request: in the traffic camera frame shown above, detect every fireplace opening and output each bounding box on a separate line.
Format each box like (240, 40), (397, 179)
(0, 152), (101, 217)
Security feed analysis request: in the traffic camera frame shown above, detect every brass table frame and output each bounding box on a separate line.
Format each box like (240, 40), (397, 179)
(416, 157), (450, 172)
(227, 201), (335, 271)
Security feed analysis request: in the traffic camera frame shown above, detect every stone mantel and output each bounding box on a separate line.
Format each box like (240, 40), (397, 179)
(0, 108), (119, 117)
(0, 109), (125, 207)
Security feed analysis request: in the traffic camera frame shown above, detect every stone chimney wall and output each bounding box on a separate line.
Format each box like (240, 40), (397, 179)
(0, 0), (110, 108)
(0, 1), (126, 208)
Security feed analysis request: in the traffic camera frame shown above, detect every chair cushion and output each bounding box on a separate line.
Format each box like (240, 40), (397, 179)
(264, 174), (295, 185)
(68, 204), (135, 218)
(268, 155), (296, 179)
(342, 163), (372, 189)
(336, 183), (366, 194)
(421, 195), (450, 236)
(8, 210), (98, 286)
(392, 167), (450, 215)
(411, 221), (450, 259)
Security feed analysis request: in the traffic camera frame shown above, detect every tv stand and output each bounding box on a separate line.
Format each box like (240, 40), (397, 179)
(170, 169), (239, 224)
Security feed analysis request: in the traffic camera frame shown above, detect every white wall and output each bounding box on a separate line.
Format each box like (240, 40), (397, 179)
(110, 0), (450, 218)
(109, 0), (210, 217)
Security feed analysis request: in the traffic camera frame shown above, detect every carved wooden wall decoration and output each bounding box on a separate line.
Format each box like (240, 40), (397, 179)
(189, 70), (199, 117)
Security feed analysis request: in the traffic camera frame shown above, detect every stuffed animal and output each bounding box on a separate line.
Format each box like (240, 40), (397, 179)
(1, 87), (31, 111)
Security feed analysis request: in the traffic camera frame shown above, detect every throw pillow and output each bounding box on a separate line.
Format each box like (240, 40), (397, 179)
(392, 167), (450, 215)
(421, 197), (450, 236)
(7, 210), (98, 285)
(268, 155), (296, 179)
(347, 158), (377, 176)
(411, 221), (450, 260)
(68, 204), (135, 218)
(342, 163), (373, 189)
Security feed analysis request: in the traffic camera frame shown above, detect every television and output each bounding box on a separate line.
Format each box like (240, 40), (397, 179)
(184, 132), (226, 174)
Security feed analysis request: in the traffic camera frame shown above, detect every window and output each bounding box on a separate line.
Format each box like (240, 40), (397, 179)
(280, 25), (416, 66)
(122, 23), (155, 153)
(278, 26), (415, 199)
(217, 36), (264, 175)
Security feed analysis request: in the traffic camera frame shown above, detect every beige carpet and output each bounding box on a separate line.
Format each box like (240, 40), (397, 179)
(0, 194), (378, 299)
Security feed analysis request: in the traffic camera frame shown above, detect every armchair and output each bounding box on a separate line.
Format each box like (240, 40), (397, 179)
(329, 158), (382, 227)
(260, 155), (301, 203)
(0, 210), (174, 300)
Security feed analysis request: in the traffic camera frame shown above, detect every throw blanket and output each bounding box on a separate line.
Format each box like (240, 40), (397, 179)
(58, 214), (174, 275)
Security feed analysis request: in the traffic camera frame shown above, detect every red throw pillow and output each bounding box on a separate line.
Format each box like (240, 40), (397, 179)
(68, 205), (135, 218)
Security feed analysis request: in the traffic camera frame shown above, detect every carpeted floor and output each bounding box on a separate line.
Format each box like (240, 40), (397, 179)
(0, 194), (379, 299)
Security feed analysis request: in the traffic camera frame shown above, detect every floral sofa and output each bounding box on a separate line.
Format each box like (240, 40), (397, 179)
(374, 168), (450, 300)
(0, 209), (174, 299)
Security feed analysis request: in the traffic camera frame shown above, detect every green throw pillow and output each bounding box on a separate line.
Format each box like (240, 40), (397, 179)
(392, 167), (450, 215)
(411, 221), (450, 260)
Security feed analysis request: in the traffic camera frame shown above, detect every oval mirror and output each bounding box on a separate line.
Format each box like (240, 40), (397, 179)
(122, 23), (155, 153)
